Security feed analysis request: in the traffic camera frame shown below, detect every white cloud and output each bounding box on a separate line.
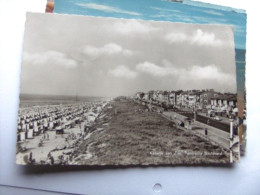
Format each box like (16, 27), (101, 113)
(181, 64), (236, 91)
(203, 10), (223, 16)
(136, 61), (234, 85)
(191, 29), (223, 46)
(165, 32), (188, 43)
(165, 29), (226, 46)
(149, 6), (181, 13)
(136, 61), (165, 76)
(113, 20), (158, 34)
(83, 43), (132, 58)
(76, 3), (141, 16)
(23, 51), (77, 68)
(187, 65), (234, 82)
(136, 61), (178, 77)
(108, 65), (137, 79)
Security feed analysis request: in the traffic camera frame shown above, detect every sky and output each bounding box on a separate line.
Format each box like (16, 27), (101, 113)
(21, 13), (236, 97)
(54, 0), (246, 96)
(182, 0), (246, 13)
(55, 0), (246, 49)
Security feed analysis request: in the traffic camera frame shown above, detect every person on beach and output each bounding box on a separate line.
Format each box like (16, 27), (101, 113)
(48, 152), (54, 165)
(29, 152), (33, 162)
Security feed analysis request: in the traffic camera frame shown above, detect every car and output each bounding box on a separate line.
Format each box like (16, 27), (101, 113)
(228, 114), (235, 119)
(207, 110), (215, 117)
(172, 107), (179, 112)
(214, 116), (222, 121)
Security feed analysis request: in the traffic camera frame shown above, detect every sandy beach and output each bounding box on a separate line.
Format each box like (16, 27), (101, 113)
(16, 99), (108, 165)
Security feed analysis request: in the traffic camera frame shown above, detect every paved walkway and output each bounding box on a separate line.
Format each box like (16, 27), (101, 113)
(198, 112), (231, 125)
(163, 111), (230, 150)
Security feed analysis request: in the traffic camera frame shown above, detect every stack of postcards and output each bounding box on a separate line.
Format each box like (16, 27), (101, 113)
(16, 0), (247, 166)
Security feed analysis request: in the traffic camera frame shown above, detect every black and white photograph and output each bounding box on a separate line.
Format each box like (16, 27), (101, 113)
(16, 13), (239, 166)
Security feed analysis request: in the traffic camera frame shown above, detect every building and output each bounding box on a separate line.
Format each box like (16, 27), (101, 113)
(188, 91), (202, 109)
(156, 91), (168, 103)
(200, 89), (219, 109)
(168, 91), (176, 106)
(176, 90), (183, 107)
(210, 94), (237, 112)
(148, 90), (155, 101)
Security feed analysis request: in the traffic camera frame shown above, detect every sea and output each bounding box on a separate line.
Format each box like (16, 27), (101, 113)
(19, 94), (107, 108)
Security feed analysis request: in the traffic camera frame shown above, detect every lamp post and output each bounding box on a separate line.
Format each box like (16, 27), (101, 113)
(229, 116), (235, 163)
(229, 117), (234, 140)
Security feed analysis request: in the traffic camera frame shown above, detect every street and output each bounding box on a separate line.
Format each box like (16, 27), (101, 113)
(175, 110), (231, 133)
(162, 111), (230, 150)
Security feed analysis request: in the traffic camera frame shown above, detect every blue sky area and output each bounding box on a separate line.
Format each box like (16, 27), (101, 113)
(182, 0), (246, 14)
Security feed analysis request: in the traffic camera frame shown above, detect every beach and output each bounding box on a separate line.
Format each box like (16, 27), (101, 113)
(16, 95), (109, 165)
(16, 96), (230, 165)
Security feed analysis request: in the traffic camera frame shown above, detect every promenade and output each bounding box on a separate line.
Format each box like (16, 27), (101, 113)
(163, 111), (230, 149)
(162, 111), (239, 162)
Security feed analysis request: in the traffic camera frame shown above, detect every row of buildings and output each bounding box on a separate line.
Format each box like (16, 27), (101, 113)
(134, 89), (237, 113)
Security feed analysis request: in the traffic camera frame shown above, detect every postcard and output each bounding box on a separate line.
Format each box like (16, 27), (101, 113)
(16, 13), (239, 165)
(53, 0), (247, 152)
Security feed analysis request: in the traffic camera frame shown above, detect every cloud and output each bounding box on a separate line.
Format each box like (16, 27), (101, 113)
(165, 29), (226, 46)
(76, 3), (141, 16)
(191, 29), (223, 46)
(203, 10), (223, 16)
(136, 62), (175, 77)
(136, 61), (234, 85)
(23, 51), (77, 68)
(83, 43), (132, 58)
(149, 6), (181, 13)
(149, 7), (195, 22)
(165, 32), (188, 43)
(180, 64), (236, 92)
(113, 20), (158, 34)
(187, 65), (234, 82)
(108, 65), (137, 79)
